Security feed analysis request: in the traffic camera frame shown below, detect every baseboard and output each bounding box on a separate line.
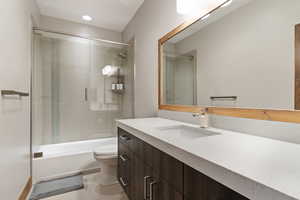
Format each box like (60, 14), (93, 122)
(18, 177), (32, 200)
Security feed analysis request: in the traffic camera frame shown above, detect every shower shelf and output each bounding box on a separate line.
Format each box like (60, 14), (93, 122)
(111, 89), (125, 94)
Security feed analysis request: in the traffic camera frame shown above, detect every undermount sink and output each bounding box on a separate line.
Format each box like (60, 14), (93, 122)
(156, 125), (220, 138)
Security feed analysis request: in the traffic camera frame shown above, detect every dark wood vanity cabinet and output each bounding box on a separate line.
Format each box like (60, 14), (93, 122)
(184, 165), (249, 200)
(117, 128), (249, 200)
(118, 128), (183, 200)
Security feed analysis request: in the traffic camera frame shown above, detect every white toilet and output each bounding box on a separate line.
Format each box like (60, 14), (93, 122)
(93, 145), (118, 186)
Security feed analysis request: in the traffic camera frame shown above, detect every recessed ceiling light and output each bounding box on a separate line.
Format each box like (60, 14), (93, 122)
(221, 0), (233, 8)
(82, 15), (93, 21)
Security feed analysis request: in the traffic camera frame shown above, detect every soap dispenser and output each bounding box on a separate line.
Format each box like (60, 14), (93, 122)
(198, 108), (209, 128)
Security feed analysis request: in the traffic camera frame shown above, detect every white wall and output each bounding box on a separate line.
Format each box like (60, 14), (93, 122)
(39, 15), (122, 43)
(124, 0), (300, 144)
(0, 0), (40, 199)
(123, 0), (188, 117)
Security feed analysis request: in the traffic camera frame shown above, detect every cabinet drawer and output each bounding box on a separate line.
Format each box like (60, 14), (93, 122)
(118, 140), (131, 164)
(156, 179), (184, 200)
(118, 128), (133, 147)
(118, 140), (131, 197)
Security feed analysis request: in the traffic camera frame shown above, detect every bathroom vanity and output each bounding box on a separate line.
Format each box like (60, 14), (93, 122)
(117, 126), (248, 200)
(117, 118), (299, 200)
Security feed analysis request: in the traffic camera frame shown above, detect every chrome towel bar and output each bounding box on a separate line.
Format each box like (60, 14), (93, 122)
(210, 96), (237, 101)
(1, 90), (29, 97)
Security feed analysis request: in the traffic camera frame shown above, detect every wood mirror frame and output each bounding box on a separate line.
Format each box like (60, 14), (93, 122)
(158, 2), (300, 124)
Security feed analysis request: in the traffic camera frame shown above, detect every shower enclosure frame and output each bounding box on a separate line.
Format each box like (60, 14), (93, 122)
(31, 28), (135, 149)
(32, 28), (129, 46)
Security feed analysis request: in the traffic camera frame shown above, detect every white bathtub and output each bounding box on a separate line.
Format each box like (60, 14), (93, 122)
(33, 137), (117, 183)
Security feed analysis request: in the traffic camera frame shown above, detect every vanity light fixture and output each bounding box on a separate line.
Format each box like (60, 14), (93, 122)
(176, 0), (212, 16)
(176, 0), (231, 17)
(177, 0), (194, 15)
(221, 0), (233, 8)
(82, 15), (93, 21)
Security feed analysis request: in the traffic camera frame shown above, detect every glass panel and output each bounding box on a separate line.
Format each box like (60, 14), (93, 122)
(32, 32), (134, 145)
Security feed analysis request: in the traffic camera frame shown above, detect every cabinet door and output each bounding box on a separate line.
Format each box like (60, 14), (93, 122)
(184, 165), (249, 200)
(143, 142), (161, 176)
(130, 154), (153, 200)
(118, 128), (134, 148)
(147, 152), (184, 200)
(154, 179), (184, 200)
(159, 151), (183, 193)
(184, 164), (208, 199)
(142, 142), (183, 193)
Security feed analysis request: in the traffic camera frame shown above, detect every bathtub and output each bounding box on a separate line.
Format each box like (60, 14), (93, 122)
(33, 137), (117, 183)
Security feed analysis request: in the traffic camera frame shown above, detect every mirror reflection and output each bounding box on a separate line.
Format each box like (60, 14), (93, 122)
(161, 0), (300, 110)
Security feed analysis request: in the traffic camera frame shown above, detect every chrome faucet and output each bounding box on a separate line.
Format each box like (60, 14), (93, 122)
(192, 108), (209, 128)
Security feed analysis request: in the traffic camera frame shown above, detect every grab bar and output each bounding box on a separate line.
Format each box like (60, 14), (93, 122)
(210, 96), (237, 101)
(1, 90), (29, 97)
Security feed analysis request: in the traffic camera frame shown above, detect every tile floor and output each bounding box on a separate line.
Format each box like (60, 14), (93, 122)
(43, 173), (128, 200)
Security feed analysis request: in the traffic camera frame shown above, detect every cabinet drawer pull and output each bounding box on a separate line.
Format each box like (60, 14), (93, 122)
(119, 177), (128, 187)
(144, 176), (151, 200)
(149, 181), (157, 200)
(120, 135), (130, 141)
(119, 155), (127, 162)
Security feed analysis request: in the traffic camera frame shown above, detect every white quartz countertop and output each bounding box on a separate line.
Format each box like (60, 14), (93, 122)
(116, 118), (300, 200)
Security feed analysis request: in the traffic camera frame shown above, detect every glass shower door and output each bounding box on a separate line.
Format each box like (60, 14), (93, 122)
(32, 31), (133, 146)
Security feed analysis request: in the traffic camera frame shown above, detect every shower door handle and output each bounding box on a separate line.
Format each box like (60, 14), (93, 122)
(84, 88), (88, 101)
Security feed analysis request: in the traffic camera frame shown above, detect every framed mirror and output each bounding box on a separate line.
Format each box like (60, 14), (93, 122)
(159, 0), (300, 123)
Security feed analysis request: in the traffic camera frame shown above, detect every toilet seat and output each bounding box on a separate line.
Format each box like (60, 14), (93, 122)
(93, 146), (117, 160)
(93, 145), (118, 185)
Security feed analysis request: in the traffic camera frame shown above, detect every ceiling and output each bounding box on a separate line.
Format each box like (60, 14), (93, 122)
(36, 0), (144, 32)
